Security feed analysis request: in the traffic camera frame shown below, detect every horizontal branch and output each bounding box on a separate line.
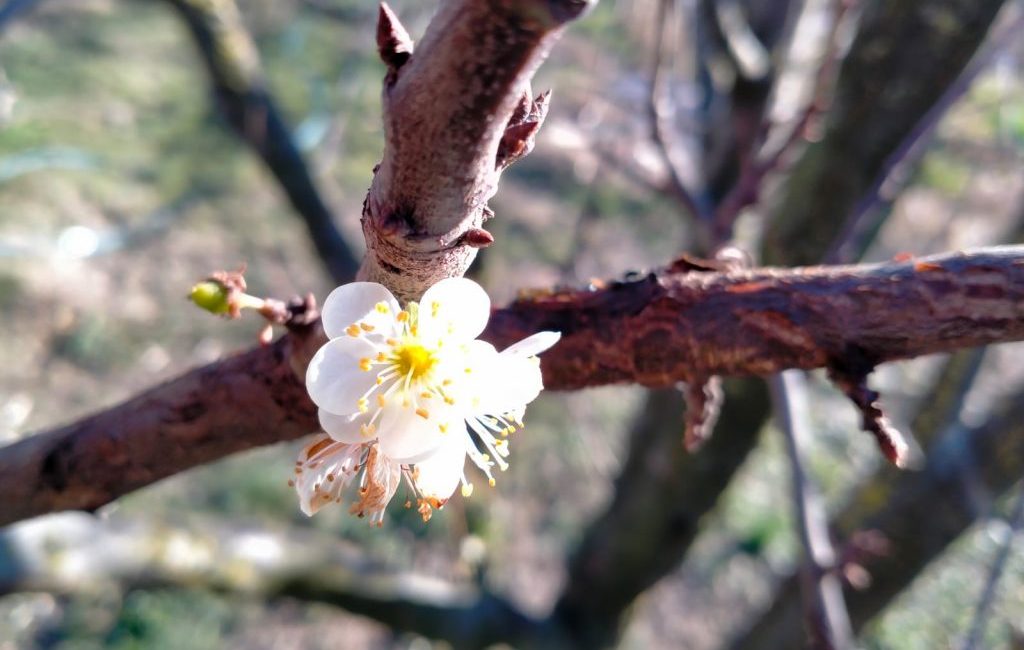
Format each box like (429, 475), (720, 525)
(0, 513), (540, 649)
(494, 246), (1024, 388)
(3, 246), (1024, 526)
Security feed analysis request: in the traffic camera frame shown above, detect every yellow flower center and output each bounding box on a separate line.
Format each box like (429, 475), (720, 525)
(393, 341), (437, 380)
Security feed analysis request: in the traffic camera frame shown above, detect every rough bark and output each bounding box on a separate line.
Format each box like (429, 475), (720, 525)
(4, 246), (1024, 531)
(763, 0), (1006, 266)
(359, 0), (593, 302)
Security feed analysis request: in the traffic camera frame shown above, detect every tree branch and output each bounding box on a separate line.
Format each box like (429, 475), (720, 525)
(771, 370), (854, 650)
(0, 513), (542, 650)
(4, 246), (1024, 526)
(358, 0), (593, 301)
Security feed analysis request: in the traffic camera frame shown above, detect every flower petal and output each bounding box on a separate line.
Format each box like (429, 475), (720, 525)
(502, 331), (561, 357)
(319, 409), (370, 444)
(294, 436), (362, 516)
(306, 337), (380, 415)
(376, 402), (452, 461)
(472, 353), (545, 416)
(418, 278), (491, 343)
(321, 282), (400, 339)
(413, 432), (468, 506)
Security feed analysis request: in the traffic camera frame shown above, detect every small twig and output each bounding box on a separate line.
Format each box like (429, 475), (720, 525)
(827, 353), (911, 468)
(771, 371), (855, 650)
(711, 0), (855, 245)
(648, 0), (709, 224)
(826, 3), (1024, 264)
(961, 484), (1024, 650)
(683, 376), (724, 451)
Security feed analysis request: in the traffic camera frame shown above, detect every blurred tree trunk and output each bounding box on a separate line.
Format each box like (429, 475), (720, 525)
(763, 0), (1006, 266)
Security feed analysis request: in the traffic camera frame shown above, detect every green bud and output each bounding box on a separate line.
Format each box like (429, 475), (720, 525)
(189, 281), (231, 315)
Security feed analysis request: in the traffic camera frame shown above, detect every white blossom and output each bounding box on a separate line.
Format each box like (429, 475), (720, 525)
(295, 277), (559, 524)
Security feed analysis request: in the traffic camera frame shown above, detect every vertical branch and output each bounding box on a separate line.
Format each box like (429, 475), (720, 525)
(771, 371), (855, 650)
(360, 0), (594, 301)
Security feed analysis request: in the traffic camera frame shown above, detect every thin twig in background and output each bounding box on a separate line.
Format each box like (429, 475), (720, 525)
(163, 0), (361, 284)
(648, 0), (709, 224)
(711, 0), (854, 246)
(826, 2), (1024, 264)
(961, 484), (1024, 650)
(771, 370), (855, 650)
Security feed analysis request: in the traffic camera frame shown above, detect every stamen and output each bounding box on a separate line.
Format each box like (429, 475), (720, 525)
(415, 408), (430, 419)
(397, 310), (409, 322)
(357, 398), (369, 413)
(375, 301), (390, 314)
(360, 322), (375, 332)
(359, 358), (373, 371)
(461, 483), (474, 498)
(439, 423), (448, 433)
(346, 324), (361, 337)
(377, 394), (387, 407)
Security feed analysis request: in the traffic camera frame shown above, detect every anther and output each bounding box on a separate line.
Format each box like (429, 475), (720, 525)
(397, 310), (409, 322)
(375, 302), (390, 314)
(377, 394), (387, 407)
(439, 423), (448, 433)
(360, 322), (375, 332)
(415, 408), (430, 419)
(461, 483), (474, 498)
(346, 324), (361, 337)
(359, 358), (373, 371)
(357, 398), (369, 413)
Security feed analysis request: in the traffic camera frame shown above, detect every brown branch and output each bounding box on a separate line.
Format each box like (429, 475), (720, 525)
(358, 0), (594, 302)
(492, 246), (1024, 388)
(3, 246), (1024, 530)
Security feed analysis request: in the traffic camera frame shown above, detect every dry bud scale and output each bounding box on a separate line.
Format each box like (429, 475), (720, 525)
(296, 278), (559, 525)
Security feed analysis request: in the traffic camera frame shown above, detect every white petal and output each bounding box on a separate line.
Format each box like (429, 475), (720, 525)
(318, 409), (370, 444)
(321, 282), (400, 339)
(413, 433), (468, 505)
(294, 437), (361, 516)
(502, 331), (561, 357)
(305, 337), (379, 415)
(418, 277), (491, 343)
(376, 403), (451, 462)
(472, 354), (545, 416)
